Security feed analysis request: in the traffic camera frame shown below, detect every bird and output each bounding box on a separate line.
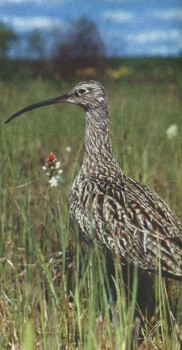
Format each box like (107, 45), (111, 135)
(4, 80), (182, 279)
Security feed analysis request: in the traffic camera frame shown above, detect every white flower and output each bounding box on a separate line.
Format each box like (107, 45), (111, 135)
(166, 124), (178, 139)
(66, 146), (72, 152)
(48, 176), (59, 187)
(58, 169), (63, 175)
(55, 161), (61, 169)
(42, 166), (47, 171)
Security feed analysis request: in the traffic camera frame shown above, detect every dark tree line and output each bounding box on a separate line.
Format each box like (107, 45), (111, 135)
(0, 17), (105, 79)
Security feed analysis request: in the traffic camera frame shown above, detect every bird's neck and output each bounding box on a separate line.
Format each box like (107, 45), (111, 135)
(82, 108), (117, 170)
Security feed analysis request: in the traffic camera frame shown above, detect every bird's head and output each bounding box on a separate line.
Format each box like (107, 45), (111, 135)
(4, 80), (107, 125)
(67, 80), (106, 109)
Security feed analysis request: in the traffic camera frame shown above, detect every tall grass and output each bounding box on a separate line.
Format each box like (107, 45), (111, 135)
(0, 69), (182, 349)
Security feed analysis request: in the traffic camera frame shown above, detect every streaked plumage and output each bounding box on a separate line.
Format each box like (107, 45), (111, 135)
(5, 80), (182, 278)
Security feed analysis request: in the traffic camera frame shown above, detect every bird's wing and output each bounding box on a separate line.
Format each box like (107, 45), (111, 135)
(92, 173), (182, 239)
(89, 174), (182, 276)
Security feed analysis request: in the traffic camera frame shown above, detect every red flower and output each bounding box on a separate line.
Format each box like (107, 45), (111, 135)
(46, 152), (57, 167)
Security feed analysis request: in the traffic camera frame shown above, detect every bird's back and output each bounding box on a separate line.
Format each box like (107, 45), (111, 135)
(69, 164), (182, 278)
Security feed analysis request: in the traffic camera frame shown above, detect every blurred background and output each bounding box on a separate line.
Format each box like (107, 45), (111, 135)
(0, 0), (181, 80)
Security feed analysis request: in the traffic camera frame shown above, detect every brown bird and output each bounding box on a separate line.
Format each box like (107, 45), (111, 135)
(5, 80), (182, 279)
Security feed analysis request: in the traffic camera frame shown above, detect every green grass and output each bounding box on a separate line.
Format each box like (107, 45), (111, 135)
(1, 65), (182, 349)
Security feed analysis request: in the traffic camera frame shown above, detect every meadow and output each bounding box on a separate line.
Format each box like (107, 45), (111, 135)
(0, 59), (182, 349)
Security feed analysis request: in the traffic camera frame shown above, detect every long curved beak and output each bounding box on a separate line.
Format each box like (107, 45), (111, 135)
(4, 93), (69, 124)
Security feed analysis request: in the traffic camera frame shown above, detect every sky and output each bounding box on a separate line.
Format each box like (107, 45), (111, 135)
(0, 0), (182, 57)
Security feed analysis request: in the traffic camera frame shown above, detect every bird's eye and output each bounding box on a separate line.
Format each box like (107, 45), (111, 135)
(78, 88), (87, 94)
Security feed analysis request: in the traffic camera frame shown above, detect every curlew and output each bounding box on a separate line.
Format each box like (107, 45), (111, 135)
(5, 80), (182, 279)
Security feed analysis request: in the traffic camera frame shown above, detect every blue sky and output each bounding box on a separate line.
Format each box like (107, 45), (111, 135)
(0, 0), (182, 57)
